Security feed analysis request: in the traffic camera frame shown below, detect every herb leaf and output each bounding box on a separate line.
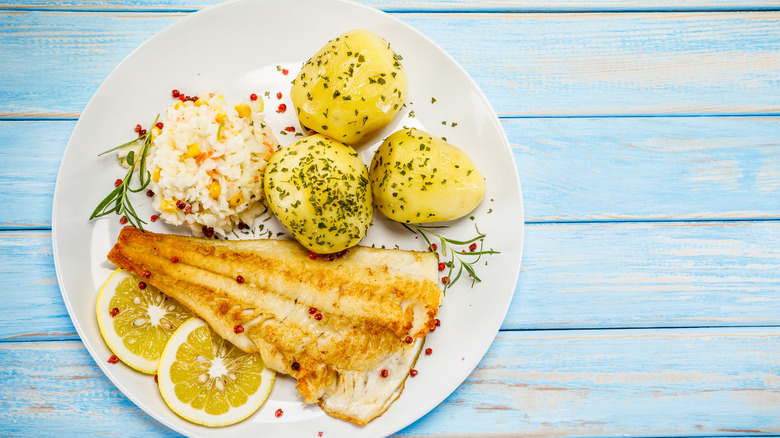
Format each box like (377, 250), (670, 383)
(90, 115), (159, 231)
(402, 223), (499, 293)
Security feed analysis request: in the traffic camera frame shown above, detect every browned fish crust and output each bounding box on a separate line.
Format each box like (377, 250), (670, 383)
(107, 226), (441, 425)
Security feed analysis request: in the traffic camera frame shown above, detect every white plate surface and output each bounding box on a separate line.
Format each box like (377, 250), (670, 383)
(52, 0), (524, 436)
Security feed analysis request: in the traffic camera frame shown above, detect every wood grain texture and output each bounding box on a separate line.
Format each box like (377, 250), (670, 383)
(2, 0), (780, 11)
(510, 221), (780, 330)
(3, 329), (779, 437)
(0, 121), (72, 228)
(0, 11), (181, 117)
(397, 327), (780, 437)
(0, 232), (77, 342)
(1, 11), (779, 117)
(4, 221), (780, 341)
(3, 117), (778, 228)
(509, 117), (780, 222)
(0, 341), (177, 437)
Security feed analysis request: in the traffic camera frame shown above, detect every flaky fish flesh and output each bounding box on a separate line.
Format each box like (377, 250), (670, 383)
(107, 226), (442, 425)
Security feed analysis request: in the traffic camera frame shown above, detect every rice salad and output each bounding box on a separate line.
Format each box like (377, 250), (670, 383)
(139, 92), (278, 236)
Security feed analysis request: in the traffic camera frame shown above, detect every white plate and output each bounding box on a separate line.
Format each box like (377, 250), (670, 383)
(52, 0), (524, 436)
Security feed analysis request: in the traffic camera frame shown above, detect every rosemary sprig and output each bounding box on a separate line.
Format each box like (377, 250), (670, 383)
(402, 223), (500, 293)
(89, 115), (159, 231)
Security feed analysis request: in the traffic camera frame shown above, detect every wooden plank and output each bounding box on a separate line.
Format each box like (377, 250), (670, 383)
(0, 232), (78, 341)
(2, 0), (780, 12)
(398, 327), (780, 437)
(4, 116), (778, 229)
(3, 328), (780, 437)
(4, 220), (780, 341)
(414, 12), (780, 116)
(0, 341), (176, 437)
(0, 121), (72, 228)
(1, 11), (779, 118)
(0, 11), (181, 119)
(509, 220), (780, 330)
(509, 116), (780, 222)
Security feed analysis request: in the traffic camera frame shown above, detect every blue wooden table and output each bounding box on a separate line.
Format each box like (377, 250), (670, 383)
(2, 0), (780, 436)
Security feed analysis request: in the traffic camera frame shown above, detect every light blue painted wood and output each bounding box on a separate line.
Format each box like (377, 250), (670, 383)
(0, 232), (77, 341)
(417, 11), (780, 116)
(369, 0), (780, 10)
(2, 117), (779, 228)
(0, 11), (182, 117)
(3, 328), (779, 437)
(3, 221), (780, 341)
(0, 341), (179, 437)
(398, 327), (780, 436)
(1, 11), (779, 118)
(0, 121), (72, 228)
(508, 117), (780, 222)
(509, 220), (780, 330)
(3, 0), (780, 12)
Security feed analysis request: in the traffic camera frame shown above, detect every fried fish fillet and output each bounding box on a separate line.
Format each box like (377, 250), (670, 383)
(107, 226), (441, 425)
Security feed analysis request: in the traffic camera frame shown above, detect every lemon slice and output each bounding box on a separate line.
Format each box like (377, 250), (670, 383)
(157, 318), (275, 426)
(96, 268), (191, 373)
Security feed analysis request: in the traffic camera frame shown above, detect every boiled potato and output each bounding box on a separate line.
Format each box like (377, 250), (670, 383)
(290, 29), (407, 145)
(369, 128), (485, 223)
(264, 134), (373, 253)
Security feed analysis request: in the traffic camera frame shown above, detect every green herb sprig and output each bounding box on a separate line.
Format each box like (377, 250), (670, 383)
(89, 115), (159, 231)
(403, 223), (499, 293)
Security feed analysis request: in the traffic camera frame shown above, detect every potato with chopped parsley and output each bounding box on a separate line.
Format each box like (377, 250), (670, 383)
(264, 134), (373, 253)
(369, 128), (486, 224)
(290, 29), (407, 145)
